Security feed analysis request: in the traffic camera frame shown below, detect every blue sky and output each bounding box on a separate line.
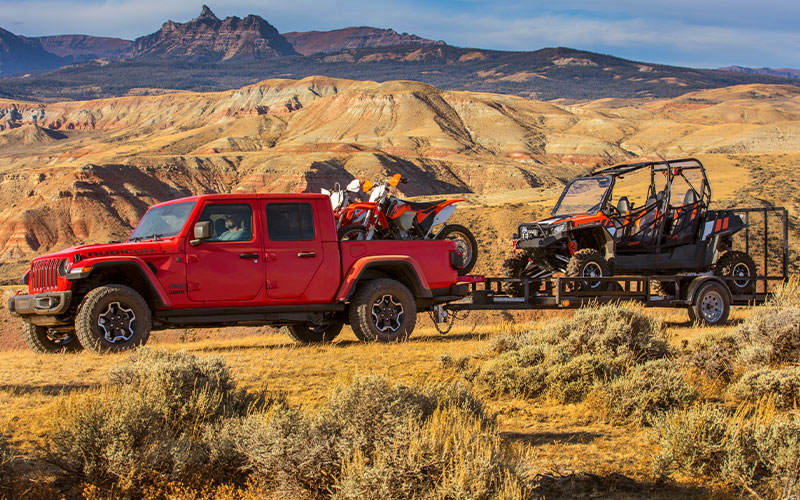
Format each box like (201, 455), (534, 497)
(2, 0), (799, 68)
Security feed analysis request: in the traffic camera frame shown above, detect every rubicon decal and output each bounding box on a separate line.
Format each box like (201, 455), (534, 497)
(86, 248), (156, 257)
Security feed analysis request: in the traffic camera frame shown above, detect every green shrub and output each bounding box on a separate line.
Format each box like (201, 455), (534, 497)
(604, 359), (699, 425)
(545, 354), (616, 404)
(45, 349), (280, 496)
(737, 307), (800, 366)
(730, 366), (800, 410)
(754, 415), (800, 497)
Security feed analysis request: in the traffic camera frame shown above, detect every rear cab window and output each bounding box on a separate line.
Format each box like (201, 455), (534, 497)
(266, 203), (315, 241)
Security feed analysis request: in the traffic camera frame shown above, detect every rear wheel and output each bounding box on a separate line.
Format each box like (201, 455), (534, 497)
(22, 321), (82, 353)
(691, 282), (730, 326)
(349, 278), (416, 342)
(437, 224), (478, 275)
(565, 249), (611, 291)
(75, 285), (151, 353)
(286, 322), (343, 343)
(715, 251), (757, 295)
(339, 224), (369, 241)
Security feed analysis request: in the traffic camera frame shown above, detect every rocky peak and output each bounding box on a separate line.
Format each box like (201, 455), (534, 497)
(132, 6), (298, 61)
(199, 5), (218, 20)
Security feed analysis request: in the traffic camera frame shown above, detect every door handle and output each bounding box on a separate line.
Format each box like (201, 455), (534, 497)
(297, 252), (316, 258)
(239, 253), (259, 259)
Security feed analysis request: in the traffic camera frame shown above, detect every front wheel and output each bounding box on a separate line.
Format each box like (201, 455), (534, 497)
(565, 248), (611, 291)
(75, 285), (151, 353)
(286, 322), (343, 343)
(437, 224), (478, 275)
(349, 278), (416, 342)
(22, 321), (83, 353)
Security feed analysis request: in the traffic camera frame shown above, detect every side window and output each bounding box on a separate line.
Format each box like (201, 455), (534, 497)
(197, 203), (254, 242)
(266, 203), (315, 241)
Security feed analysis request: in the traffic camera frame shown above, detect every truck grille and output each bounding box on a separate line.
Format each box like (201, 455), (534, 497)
(30, 258), (59, 292)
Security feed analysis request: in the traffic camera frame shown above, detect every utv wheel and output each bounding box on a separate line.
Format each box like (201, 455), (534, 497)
(22, 321), (82, 353)
(437, 224), (478, 275)
(339, 224), (369, 241)
(715, 251), (757, 295)
(76, 285), (151, 353)
(349, 278), (416, 342)
(691, 282), (730, 326)
(566, 249), (611, 291)
(501, 252), (544, 296)
(286, 322), (343, 343)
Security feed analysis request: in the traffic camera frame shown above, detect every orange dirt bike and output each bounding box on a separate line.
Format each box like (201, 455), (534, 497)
(337, 174), (478, 274)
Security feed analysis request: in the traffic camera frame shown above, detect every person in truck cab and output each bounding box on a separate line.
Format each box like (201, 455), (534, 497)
(218, 214), (246, 241)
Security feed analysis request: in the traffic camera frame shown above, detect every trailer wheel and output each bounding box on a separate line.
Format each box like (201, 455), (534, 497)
(715, 251), (757, 295)
(22, 321), (82, 353)
(566, 249), (610, 291)
(75, 285), (151, 353)
(286, 322), (343, 343)
(691, 282), (730, 326)
(349, 278), (416, 342)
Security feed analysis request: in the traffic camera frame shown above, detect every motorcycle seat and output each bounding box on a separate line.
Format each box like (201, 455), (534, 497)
(400, 200), (447, 211)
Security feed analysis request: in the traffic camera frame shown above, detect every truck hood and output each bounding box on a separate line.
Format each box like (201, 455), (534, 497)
(32, 240), (167, 263)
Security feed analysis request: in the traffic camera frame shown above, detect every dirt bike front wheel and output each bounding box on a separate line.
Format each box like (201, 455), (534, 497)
(437, 224), (478, 275)
(338, 224), (369, 241)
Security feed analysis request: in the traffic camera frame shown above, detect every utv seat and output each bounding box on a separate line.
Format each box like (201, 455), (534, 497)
(618, 193), (663, 251)
(663, 189), (702, 247)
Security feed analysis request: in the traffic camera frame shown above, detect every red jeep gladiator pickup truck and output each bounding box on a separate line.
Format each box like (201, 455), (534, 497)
(9, 194), (468, 353)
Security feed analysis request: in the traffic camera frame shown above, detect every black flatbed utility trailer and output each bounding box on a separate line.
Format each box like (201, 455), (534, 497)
(441, 207), (790, 326)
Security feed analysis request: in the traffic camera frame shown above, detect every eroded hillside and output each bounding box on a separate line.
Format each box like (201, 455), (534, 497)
(1, 77), (799, 280)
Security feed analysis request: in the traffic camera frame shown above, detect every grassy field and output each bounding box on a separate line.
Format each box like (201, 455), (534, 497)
(4, 296), (795, 500)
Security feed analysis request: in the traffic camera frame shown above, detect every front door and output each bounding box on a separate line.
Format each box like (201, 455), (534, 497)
(263, 200), (323, 300)
(185, 201), (264, 302)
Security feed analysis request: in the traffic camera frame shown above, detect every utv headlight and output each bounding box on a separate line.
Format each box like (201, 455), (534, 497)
(551, 222), (569, 235)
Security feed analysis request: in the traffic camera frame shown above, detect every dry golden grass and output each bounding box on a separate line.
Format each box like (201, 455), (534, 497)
(0, 303), (764, 499)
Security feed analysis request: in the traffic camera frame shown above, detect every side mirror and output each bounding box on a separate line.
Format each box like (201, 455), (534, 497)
(190, 221), (212, 246)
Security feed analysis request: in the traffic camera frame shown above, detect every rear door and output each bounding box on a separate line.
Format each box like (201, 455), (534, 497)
(263, 200), (324, 300)
(185, 201), (264, 303)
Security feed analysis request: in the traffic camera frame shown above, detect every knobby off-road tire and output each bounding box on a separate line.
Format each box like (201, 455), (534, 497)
(715, 250), (757, 295)
(286, 322), (344, 343)
(690, 282), (730, 326)
(22, 321), (82, 353)
(339, 224), (368, 241)
(349, 278), (416, 342)
(437, 224), (478, 275)
(500, 252), (543, 296)
(76, 284), (151, 353)
(565, 248), (611, 291)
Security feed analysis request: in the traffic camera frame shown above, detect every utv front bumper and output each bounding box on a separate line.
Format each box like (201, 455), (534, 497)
(8, 291), (72, 318)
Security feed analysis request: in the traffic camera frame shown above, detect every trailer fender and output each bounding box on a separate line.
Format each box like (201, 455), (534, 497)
(685, 276), (732, 306)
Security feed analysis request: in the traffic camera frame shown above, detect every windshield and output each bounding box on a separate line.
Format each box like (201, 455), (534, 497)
(553, 176), (613, 216)
(129, 201), (197, 241)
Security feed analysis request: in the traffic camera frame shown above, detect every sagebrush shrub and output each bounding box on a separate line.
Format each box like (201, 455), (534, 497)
(603, 359), (698, 424)
(653, 400), (799, 497)
(0, 432), (12, 493)
(737, 307), (800, 366)
(683, 330), (739, 381)
(335, 407), (527, 500)
(45, 349), (280, 496)
(238, 376), (494, 499)
(730, 366), (800, 410)
(475, 304), (666, 401)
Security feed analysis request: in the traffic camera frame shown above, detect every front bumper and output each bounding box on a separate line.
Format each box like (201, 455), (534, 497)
(8, 291), (72, 317)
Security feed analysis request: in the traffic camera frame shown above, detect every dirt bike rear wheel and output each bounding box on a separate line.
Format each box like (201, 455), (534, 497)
(437, 224), (478, 275)
(339, 224), (369, 241)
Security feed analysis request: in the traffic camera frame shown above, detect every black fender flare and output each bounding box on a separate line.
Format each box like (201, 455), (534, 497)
(68, 260), (171, 308)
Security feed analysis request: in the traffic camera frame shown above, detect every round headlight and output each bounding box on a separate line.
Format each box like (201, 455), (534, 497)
(57, 258), (68, 278)
(551, 223), (568, 235)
